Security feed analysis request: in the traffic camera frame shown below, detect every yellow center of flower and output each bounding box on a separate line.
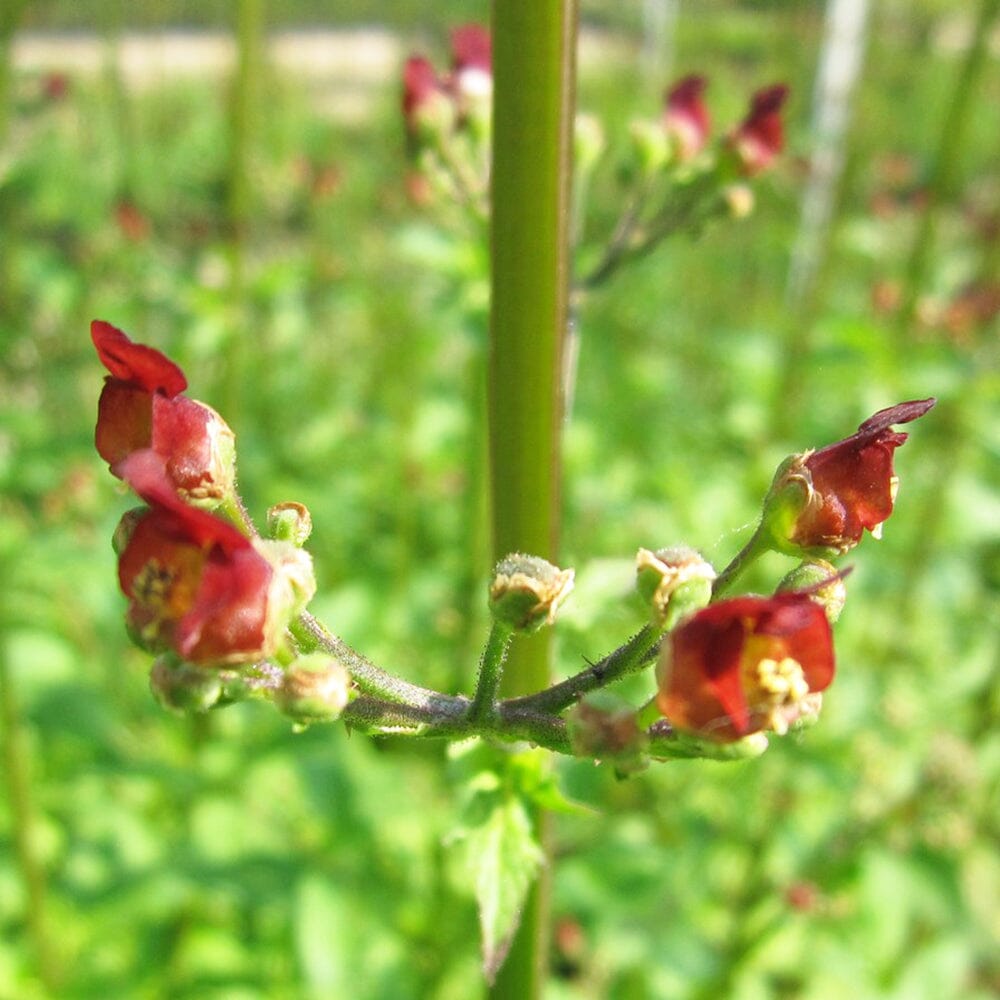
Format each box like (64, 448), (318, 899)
(132, 555), (200, 623)
(740, 639), (812, 735)
(132, 559), (177, 607)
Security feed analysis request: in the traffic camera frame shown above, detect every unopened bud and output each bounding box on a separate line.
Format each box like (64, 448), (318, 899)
(629, 119), (671, 175)
(267, 501), (312, 546)
(777, 560), (847, 623)
(489, 553), (574, 633)
(277, 653), (351, 723)
(568, 692), (648, 775)
(112, 506), (147, 556)
(723, 183), (754, 219)
(636, 546), (715, 628)
(150, 655), (223, 713)
(574, 113), (606, 175)
(256, 540), (317, 638)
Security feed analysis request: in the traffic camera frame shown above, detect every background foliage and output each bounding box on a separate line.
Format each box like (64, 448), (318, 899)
(2, 2), (998, 997)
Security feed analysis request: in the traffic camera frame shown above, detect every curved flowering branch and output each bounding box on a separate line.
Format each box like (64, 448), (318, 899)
(90, 323), (935, 760)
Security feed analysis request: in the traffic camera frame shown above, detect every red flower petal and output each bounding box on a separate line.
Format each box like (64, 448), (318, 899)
(92, 320), (187, 397)
(115, 450), (248, 555)
(792, 397), (937, 549)
(663, 74), (711, 160)
(451, 24), (491, 73)
(402, 57), (443, 121)
(95, 381), (154, 466)
(175, 546), (272, 663)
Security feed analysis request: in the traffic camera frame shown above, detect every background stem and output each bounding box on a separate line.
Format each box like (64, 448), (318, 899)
(488, 1), (577, 995)
(896, 0), (1000, 333)
(0, 643), (60, 990)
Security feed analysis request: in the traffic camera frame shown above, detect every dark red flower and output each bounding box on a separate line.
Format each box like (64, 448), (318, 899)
(402, 56), (446, 132)
(115, 451), (275, 666)
(729, 83), (788, 175)
(448, 24), (492, 122)
(92, 320), (235, 503)
(403, 56), (457, 142)
(766, 398), (937, 555)
(657, 593), (834, 741)
(663, 74), (710, 162)
(450, 24), (491, 75)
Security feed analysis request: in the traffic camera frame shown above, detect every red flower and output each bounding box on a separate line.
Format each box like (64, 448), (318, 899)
(115, 451), (275, 665)
(403, 57), (443, 128)
(729, 83), (788, 175)
(663, 74), (710, 162)
(450, 24), (491, 75)
(657, 593), (834, 741)
(92, 320), (235, 503)
(449, 24), (492, 122)
(402, 55), (456, 143)
(115, 451), (313, 667)
(767, 398), (936, 555)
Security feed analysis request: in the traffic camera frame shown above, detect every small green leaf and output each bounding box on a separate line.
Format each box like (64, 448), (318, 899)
(464, 792), (545, 984)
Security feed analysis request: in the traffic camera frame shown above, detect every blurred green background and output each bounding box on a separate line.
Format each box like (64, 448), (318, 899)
(1, 1), (998, 997)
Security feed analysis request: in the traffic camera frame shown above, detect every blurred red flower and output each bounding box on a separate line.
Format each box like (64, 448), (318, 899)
(663, 74), (710, 162)
(729, 84), (789, 175)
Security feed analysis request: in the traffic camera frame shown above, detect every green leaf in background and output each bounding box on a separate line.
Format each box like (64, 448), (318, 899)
(446, 743), (551, 982)
(464, 790), (544, 984)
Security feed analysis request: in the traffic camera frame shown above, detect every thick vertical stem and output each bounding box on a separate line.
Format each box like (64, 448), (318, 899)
(488, 2), (577, 997)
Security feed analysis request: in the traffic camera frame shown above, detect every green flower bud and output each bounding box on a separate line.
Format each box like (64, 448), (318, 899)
(635, 546), (715, 628)
(574, 112), (606, 175)
(567, 692), (648, 775)
(777, 560), (847, 623)
(723, 182), (754, 219)
(267, 501), (312, 546)
(277, 653), (351, 724)
(488, 553), (574, 633)
(255, 540), (317, 640)
(149, 655), (223, 713)
(629, 119), (671, 176)
(112, 506), (147, 557)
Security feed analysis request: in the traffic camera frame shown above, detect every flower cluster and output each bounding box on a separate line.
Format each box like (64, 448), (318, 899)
(639, 74), (788, 176)
(649, 399), (934, 743)
(402, 24), (492, 214)
(398, 31), (790, 293)
(94, 323), (321, 714)
(91, 324), (935, 755)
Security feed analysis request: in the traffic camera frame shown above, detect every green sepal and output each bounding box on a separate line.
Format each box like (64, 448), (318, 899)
(647, 723), (769, 762)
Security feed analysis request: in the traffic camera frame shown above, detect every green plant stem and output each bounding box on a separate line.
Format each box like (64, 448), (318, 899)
(0, 649), (60, 990)
(577, 169), (721, 291)
(0, 0), (29, 144)
(489, 1), (577, 995)
(712, 524), (770, 598)
(291, 612), (465, 715)
(469, 622), (514, 722)
(505, 625), (659, 716)
(896, 0), (1000, 333)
